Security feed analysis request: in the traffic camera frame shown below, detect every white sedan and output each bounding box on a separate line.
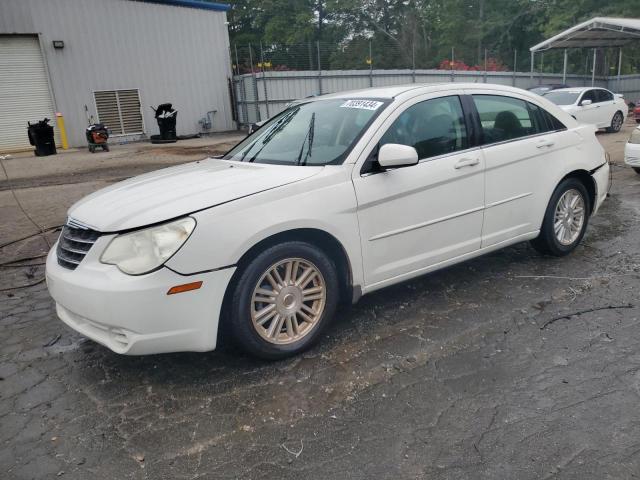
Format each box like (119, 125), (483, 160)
(46, 84), (610, 359)
(543, 87), (626, 132)
(624, 125), (640, 174)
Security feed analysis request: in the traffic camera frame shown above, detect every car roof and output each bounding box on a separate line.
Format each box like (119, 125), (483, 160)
(318, 84), (437, 100)
(317, 83), (545, 101)
(548, 87), (607, 94)
(284, 82), (578, 132)
(528, 84), (568, 88)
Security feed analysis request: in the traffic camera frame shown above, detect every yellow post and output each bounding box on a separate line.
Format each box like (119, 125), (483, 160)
(55, 112), (69, 150)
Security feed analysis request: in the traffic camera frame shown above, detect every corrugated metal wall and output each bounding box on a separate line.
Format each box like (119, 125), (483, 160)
(0, 0), (234, 147)
(609, 75), (640, 102)
(233, 69), (614, 125)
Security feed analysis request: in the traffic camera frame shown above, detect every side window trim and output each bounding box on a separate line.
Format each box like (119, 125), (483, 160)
(525, 102), (545, 134)
(460, 94), (482, 147)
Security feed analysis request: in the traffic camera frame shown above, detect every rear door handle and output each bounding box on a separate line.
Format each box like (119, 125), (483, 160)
(454, 158), (480, 169)
(536, 139), (555, 148)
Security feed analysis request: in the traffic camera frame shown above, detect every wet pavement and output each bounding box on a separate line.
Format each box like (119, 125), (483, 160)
(1, 126), (640, 479)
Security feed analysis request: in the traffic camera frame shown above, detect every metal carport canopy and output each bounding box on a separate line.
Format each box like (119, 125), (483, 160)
(530, 17), (640, 52)
(529, 17), (640, 86)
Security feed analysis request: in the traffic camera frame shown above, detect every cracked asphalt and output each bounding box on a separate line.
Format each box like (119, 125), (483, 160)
(2, 126), (640, 479)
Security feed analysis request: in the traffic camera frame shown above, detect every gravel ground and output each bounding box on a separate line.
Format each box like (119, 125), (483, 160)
(1, 125), (640, 479)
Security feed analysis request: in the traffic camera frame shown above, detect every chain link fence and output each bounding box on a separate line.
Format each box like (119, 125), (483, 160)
(232, 40), (531, 74)
(230, 40), (640, 126)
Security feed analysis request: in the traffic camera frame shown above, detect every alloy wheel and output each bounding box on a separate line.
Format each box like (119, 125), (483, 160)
(612, 112), (623, 132)
(554, 188), (586, 245)
(250, 258), (326, 345)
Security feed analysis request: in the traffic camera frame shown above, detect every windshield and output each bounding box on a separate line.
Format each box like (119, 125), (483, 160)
(223, 99), (387, 165)
(544, 91), (580, 106)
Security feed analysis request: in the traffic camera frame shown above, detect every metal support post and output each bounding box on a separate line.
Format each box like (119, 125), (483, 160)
(316, 41), (322, 95)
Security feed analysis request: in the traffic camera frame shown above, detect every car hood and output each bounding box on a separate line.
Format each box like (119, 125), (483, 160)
(557, 105), (576, 111)
(68, 159), (323, 232)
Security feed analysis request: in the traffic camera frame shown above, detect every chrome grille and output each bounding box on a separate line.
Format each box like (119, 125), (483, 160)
(56, 220), (101, 270)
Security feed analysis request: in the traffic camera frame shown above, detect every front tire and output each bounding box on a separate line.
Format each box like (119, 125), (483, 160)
(531, 178), (590, 256)
(634, 167), (640, 175)
(227, 241), (339, 360)
(607, 111), (624, 133)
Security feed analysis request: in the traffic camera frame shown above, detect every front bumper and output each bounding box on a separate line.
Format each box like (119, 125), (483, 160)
(46, 240), (235, 355)
(624, 142), (640, 168)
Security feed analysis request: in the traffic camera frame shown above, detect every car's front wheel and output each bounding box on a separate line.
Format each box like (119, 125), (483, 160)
(227, 241), (339, 359)
(607, 111), (624, 133)
(634, 167), (640, 175)
(531, 178), (590, 256)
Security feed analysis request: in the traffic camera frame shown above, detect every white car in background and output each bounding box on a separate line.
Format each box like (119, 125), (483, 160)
(544, 87), (626, 132)
(624, 125), (640, 174)
(46, 83), (610, 359)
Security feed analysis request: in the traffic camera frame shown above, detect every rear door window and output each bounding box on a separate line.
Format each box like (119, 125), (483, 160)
(596, 89), (614, 102)
(472, 95), (536, 144)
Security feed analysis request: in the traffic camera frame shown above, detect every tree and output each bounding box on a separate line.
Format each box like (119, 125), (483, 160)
(227, 0), (640, 72)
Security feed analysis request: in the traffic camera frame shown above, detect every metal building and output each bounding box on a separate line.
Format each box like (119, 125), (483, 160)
(0, 0), (233, 151)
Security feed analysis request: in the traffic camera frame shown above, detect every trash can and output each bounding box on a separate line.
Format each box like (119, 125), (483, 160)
(27, 118), (57, 156)
(152, 103), (178, 143)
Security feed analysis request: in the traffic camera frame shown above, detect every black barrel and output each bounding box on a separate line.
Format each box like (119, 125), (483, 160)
(27, 118), (56, 156)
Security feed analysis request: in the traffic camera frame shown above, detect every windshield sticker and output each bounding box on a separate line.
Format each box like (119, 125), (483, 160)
(340, 100), (383, 110)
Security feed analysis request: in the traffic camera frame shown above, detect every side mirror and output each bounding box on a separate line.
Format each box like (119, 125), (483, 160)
(580, 99), (592, 106)
(378, 143), (419, 169)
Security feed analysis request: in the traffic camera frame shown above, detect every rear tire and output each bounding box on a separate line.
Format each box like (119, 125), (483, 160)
(227, 241), (339, 360)
(607, 111), (624, 133)
(634, 167), (640, 175)
(530, 177), (590, 256)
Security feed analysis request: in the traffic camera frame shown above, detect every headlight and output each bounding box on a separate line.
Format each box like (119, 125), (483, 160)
(629, 129), (640, 144)
(100, 217), (196, 275)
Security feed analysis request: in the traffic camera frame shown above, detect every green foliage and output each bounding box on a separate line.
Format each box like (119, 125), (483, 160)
(228, 0), (640, 72)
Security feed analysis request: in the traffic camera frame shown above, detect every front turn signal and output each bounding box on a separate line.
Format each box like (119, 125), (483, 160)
(167, 281), (203, 295)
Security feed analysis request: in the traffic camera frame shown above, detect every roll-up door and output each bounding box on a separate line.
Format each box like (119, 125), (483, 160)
(0, 35), (57, 152)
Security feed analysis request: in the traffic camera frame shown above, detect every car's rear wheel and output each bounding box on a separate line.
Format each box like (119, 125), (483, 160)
(607, 111), (624, 133)
(228, 241), (339, 359)
(531, 178), (590, 256)
(634, 167), (640, 175)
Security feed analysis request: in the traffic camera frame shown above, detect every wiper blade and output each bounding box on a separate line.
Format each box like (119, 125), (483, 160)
(247, 109), (299, 163)
(296, 112), (315, 166)
(239, 109), (298, 162)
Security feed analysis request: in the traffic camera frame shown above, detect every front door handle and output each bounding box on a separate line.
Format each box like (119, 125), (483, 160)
(454, 158), (480, 169)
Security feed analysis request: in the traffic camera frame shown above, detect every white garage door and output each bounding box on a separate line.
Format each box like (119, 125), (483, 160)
(0, 35), (57, 152)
